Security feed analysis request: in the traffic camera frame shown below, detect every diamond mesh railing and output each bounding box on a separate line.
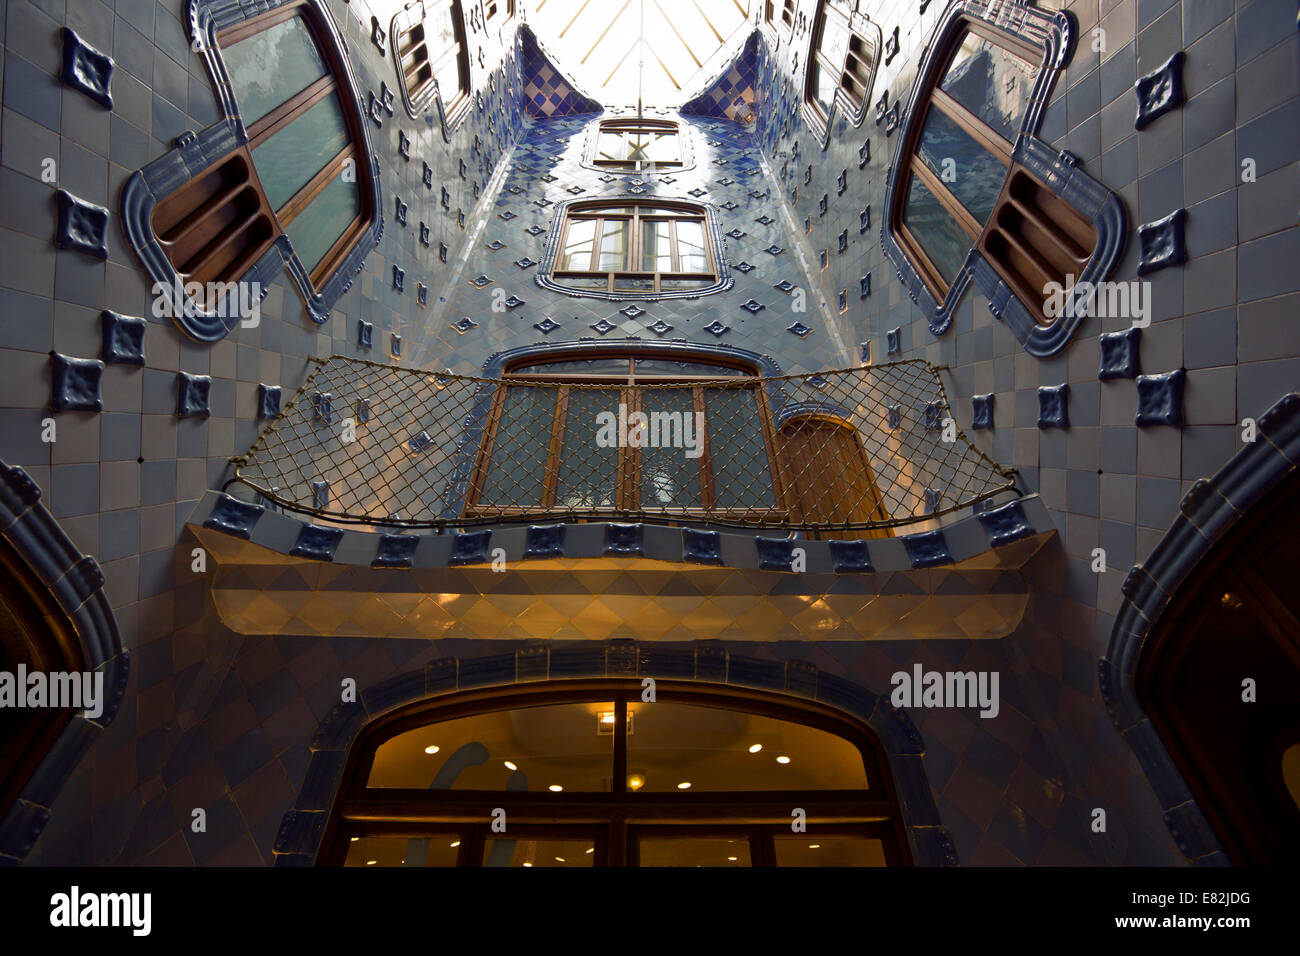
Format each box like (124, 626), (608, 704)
(229, 355), (1018, 533)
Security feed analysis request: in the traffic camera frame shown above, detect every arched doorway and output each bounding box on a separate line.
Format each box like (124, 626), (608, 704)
(1136, 471), (1300, 864)
(318, 680), (913, 866)
(0, 533), (87, 817)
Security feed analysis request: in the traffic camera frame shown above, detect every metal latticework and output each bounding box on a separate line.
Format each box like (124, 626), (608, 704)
(230, 355), (1018, 533)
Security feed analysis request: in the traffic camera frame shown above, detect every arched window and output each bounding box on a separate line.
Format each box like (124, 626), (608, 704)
(881, 3), (1124, 356)
(1136, 473), (1300, 864)
(538, 199), (729, 300)
(465, 348), (782, 520)
(319, 681), (911, 866)
(124, 0), (382, 339)
(803, 0), (880, 137)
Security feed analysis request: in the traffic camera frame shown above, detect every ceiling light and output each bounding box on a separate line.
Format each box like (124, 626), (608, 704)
(809, 844), (820, 849)
(523, 862), (532, 867)
(748, 744), (762, 753)
(350, 837), (359, 842)
(365, 860), (376, 865)
(504, 761), (517, 771)
(677, 781), (691, 789)
(585, 848), (595, 854)
(449, 841), (460, 848)
(627, 772), (646, 790)
(776, 755), (791, 764)
(549, 784), (563, 792)
(727, 856), (737, 861)
(555, 857), (566, 863)
(424, 745), (440, 754)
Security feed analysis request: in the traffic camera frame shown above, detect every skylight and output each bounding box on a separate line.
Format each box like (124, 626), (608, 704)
(529, 0), (754, 108)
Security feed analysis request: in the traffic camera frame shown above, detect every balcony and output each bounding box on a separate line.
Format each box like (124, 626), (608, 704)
(230, 354), (1017, 535)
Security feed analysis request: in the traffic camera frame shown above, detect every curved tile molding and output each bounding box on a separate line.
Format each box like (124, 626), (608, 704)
(1100, 391), (1300, 863)
(273, 643), (953, 866)
(0, 462), (126, 864)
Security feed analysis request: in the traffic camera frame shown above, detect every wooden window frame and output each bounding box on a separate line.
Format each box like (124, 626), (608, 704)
(550, 200), (717, 295)
(214, 2), (375, 290)
(462, 348), (789, 521)
(591, 119), (683, 172)
(318, 680), (913, 867)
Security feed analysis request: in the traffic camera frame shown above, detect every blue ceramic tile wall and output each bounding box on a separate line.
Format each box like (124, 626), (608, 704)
(4, 0), (1297, 865)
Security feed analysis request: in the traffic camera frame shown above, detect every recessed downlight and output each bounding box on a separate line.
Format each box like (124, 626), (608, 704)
(776, 755), (791, 764)
(549, 784), (563, 792)
(748, 744), (762, 753)
(504, 760), (517, 771)
(424, 745), (440, 754)
(677, 781), (692, 789)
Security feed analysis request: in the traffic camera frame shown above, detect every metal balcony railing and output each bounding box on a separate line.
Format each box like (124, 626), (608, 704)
(229, 355), (1018, 534)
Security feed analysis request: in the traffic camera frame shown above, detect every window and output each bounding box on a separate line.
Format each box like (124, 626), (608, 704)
(126, 0), (382, 339)
(591, 119), (682, 172)
(464, 349), (783, 521)
(217, 9), (369, 288)
(882, 5), (1123, 355)
(543, 200), (723, 298)
(764, 0), (795, 30)
(391, 0), (469, 121)
(805, 1), (879, 130)
(320, 682), (911, 866)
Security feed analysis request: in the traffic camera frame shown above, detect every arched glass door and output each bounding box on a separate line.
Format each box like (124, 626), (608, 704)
(320, 680), (911, 866)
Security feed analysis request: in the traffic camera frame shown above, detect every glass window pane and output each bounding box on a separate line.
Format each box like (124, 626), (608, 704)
(598, 219), (629, 271)
(514, 358), (630, 376)
(637, 835), (751, 867)
(367, 701), (616, 791)
(625, 701), (869, 790)
(427, 1), (460, 60)
(283, 170), (360, 272)
(224, 16), (327, 127)
(251, 94), (351, 209)
(597, 131), (627, 163)
(901, 175), (970, 285)
(916, 107), (1007, 225)
(704, 388), (775, 509)
(817, 12), (850, 67)
(773, 835), (887, 866)
(642, 130), (678, 164)
(434, 51), (463, 102)
(633, 359), (748, 377)
(642, 220), (673, 272)
(556, 387), (619, 508)
(344, 834), (461, 867)
(675, 221), (708, 273)
(810, 61), (836, 118)
(559, 219), (597, 270)
(639, 389), (702, 508)
(477, 386), (556, 506)
(940, 31), (1039, 144)
(483, 837), (596, 867)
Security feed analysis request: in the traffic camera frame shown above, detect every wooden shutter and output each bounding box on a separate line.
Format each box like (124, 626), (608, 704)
(776, 415), (892, 539)
(977, 165), (1097, 326)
